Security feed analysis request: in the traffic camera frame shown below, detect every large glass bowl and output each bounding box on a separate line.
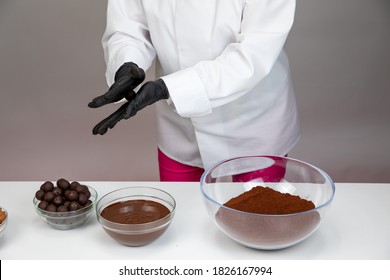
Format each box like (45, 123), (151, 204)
(96, 186), (176, 246)
(200, 156), (335, 250)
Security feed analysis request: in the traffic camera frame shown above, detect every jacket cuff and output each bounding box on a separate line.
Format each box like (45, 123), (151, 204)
(161, 68), (212, 117)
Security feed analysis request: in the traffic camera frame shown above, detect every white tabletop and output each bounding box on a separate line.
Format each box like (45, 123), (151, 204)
(0, 181), (389, 260)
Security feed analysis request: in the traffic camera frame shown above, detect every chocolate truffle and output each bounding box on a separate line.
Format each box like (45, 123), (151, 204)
(69, 201), (81, 211)
(70, 181), (80, 190)
(40, 181), (54, 192)
(46, 204), (57, 212)
(57, 178), (70, 191)
(57, 205), (69, 212)
(35, 190), (45, 201)
(38, 200), (49, 210)
(52, 195), (65, 206)
(43, 192), (55, 203)
(78, 193), (89, 206)
(66, 190), (79, 202)
(52, 187), (63, 196)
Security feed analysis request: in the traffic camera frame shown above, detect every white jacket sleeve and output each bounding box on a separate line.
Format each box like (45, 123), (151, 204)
(102, 0), (156, 86)
(162, 0), (296, 117)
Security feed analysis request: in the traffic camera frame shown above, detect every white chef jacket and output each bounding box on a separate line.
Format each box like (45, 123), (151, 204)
(102, 0), (301, 170)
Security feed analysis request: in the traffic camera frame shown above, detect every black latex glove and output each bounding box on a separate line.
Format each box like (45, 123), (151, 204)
(91, 79), (169, 135)
(88, 62), (145, 108)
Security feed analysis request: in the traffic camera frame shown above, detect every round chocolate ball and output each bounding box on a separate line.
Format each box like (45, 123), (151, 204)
(64, 189), (71, 198)
(52, 195), (65, 206)
(66, 190), (79, 202)
(84, 189), (91, 199)
(69, 201), (81, 211)
(43, 191), (55, 203)
(70, 181), (80, 190)
(35, 190), (45, 201)
(38, 200), (49, 210)
(57, 205), (69, 212)
(78, 193), (89, 206)
(52, 187), (63, 196)
(75, 184), (88, 194)
(57, 178), (70, 191)
(46, 204), (57, 212)
(40, 181), (54, 192)
(63, 201), (71, 208)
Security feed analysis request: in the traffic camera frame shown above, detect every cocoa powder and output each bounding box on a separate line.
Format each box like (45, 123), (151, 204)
(224, 186), (315, 214)
(216, 186), (320, 249)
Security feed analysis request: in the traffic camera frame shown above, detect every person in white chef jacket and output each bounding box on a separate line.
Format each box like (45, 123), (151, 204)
(89, 0), (301, 182)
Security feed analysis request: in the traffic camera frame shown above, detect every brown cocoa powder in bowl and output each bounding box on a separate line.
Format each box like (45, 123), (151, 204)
(216, 186), (320, 249)
(224, 186), (315, 214)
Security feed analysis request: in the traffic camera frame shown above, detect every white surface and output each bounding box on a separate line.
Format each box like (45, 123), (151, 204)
(0, 181), (389, 260)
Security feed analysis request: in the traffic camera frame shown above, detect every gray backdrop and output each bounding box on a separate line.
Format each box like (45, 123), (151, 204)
(0, 0), (389, 182)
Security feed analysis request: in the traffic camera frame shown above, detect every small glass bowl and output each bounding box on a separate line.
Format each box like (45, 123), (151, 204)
(0, 206), (8, 237)
(200, 156), (335, 250)
(96, 186), (176, 246)
(33, 186), (98, 230)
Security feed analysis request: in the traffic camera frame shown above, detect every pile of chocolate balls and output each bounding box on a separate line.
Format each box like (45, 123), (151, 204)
(35, 178), (92, 212)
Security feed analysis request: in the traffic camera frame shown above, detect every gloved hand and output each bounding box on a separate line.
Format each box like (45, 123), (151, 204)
(88, 62), (145, 108)
(90, 78), (169, 135)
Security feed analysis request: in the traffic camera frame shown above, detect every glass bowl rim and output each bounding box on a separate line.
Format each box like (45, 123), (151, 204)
(200, 155), (336, 217)
(96, 186), (176, 229)
(0, 206), (8, 229)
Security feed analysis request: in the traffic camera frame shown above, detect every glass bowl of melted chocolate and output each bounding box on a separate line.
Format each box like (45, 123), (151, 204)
(96, 186), (176, 246)
(33, 179), (98, 230)
(200, 156), (335, 250)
